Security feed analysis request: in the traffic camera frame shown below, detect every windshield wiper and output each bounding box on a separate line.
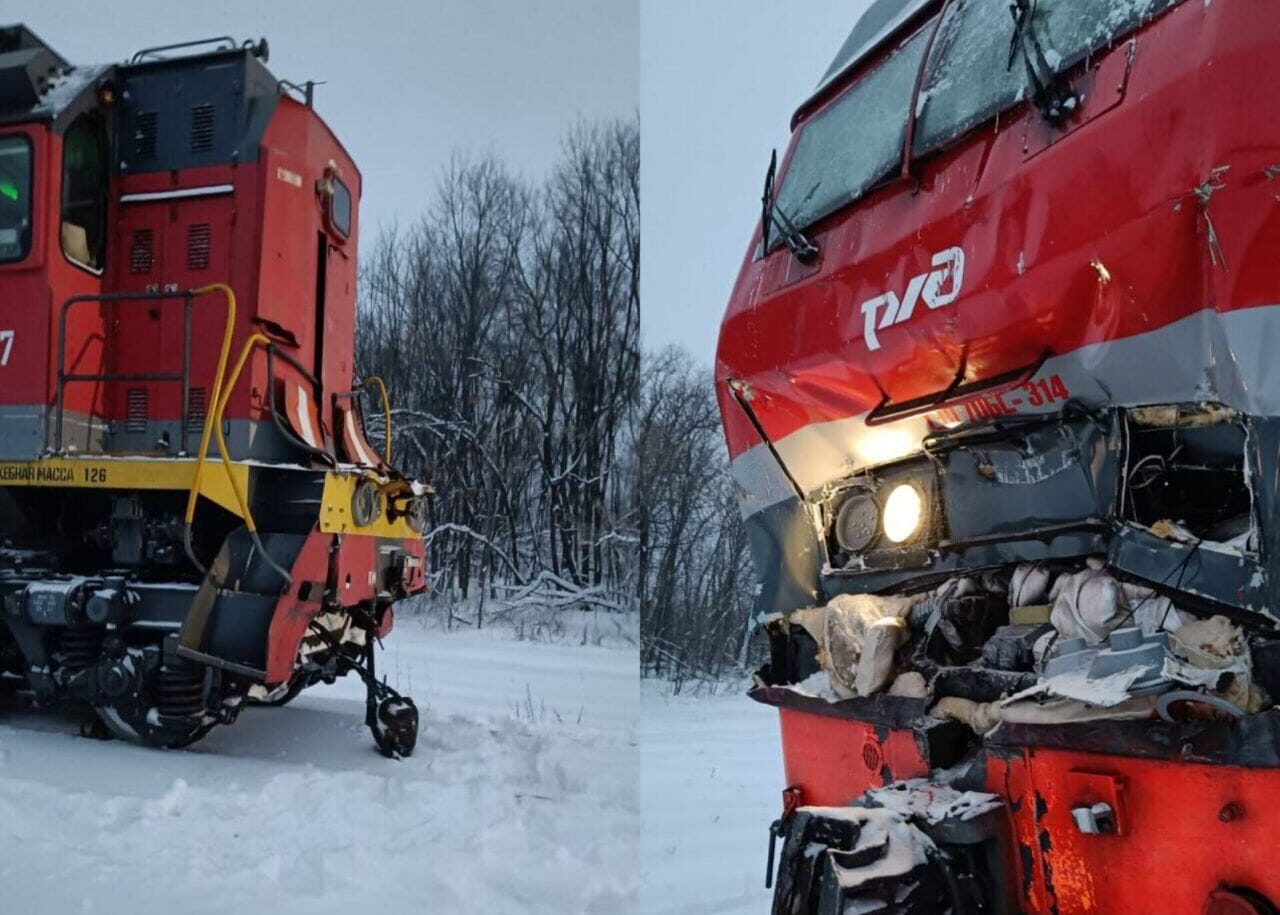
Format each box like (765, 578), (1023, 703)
(761, 149), (819, 264)
(1008, 0), (1078, 125)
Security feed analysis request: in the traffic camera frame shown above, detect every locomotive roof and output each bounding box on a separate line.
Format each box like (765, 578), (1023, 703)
(0, 24), (358, 184)
(0, 24), (100, 125)
(815, 0), (931, 95)
(0, 24), (280, 129)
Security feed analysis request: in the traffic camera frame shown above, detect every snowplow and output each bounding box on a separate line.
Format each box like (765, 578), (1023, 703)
(717, 1), (1280, 912)
(0, 26), (428, 755)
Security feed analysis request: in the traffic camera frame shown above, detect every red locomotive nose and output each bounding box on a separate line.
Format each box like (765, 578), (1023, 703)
(1204, 889), (1279, 915)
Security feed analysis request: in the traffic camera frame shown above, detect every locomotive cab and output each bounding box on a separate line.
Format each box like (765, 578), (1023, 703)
(0, 26), (428, 756)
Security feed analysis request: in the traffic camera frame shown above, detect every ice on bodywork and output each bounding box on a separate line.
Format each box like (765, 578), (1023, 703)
(861, 779), (1002, 825)
(772, 806), (945, 914)
(1163, 614), (1265, 712)
(787, 593), (920, 698)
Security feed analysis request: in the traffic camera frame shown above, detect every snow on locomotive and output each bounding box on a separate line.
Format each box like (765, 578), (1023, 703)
(718, 1), (1280, 912)
(0, 26), (428, 756)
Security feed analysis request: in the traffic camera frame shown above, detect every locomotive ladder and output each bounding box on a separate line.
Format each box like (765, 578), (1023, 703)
(51, 284), (289, 583)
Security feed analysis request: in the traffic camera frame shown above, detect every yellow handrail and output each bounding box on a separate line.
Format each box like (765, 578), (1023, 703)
(184, 283), (237, 529)
(195, 328), (293, 586)
(209, 332), (273, 533)
(359, 376), (392, 463)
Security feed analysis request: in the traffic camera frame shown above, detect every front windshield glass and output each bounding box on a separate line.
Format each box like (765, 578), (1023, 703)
(913, 0), (1025, 155)
(772, 26), (928, 238)
(0, 135), (33, 264)
(914, 0), (1183, 156)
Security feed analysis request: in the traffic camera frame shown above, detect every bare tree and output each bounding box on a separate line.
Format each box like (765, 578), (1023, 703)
(637, 348), (756, 688)
(356, 118), (640, 624)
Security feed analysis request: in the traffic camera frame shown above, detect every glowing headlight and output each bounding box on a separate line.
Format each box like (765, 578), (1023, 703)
(882, 484), (924, 544)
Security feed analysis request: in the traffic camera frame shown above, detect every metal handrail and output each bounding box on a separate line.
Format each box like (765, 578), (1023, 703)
(362, 377), (393, 463)
(200, 331), (291, 586)
(129, 36), (237, 64)
(333, 376), (393, 464)
(54, 289), (196, 454)
(52, 283), (319, 588)
(182, 284), (237, 540)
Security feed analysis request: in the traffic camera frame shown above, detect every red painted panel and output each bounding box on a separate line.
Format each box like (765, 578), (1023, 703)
(1, 75), (365, 446)
(264, 526), (330, 684)
(776, 706), (1280, 914)
(1017, 748), (1280, 915)
(0, 125), (106, 426)
(333, 533), (378, 606)
(777, 707), (929, 807)
(717, 0), (1280, 460)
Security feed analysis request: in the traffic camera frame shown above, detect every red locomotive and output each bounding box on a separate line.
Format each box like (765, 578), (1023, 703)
(718, 0), (1280, 911)
(0, 26), (428, 755)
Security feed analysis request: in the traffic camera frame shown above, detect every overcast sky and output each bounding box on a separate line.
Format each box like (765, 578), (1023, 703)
(640, 0), (873, 362)
(9, 0), (638, 239)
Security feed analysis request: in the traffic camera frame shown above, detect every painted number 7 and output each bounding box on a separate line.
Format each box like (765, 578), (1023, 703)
(0, 330), (12, 367)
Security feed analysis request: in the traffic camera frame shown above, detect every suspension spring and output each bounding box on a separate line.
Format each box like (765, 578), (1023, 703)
(59, 627), (103, 671)
(156, 663), (206, 718)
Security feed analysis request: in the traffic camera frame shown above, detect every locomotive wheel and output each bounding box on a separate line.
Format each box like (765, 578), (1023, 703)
(251, 676), (309, 708)
(93, 705), (215, 749)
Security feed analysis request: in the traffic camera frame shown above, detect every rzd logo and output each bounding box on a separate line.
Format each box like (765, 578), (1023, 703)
(860, 247), (965, 351)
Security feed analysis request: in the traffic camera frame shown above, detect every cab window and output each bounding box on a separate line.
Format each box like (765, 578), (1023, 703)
(330, 176), (352, 238)
(61, 113), (108, 272)
(914, 0), (1182, 156)
(771, 25), (928, 237)
(0, 135), (33, 264)
(912, 0), (1024, 155)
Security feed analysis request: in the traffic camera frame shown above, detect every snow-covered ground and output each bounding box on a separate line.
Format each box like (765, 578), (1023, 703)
(640, 682), (782, 915)
(0, 613), (639, 914)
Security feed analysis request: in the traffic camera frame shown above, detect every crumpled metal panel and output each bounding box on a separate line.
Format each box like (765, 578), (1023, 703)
(941, 417), (1117, 541)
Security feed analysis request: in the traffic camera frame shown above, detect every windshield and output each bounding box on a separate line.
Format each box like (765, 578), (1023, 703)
(771, 26), (928, 237)
(0, 135), (33, 263)
(772, 0), (1186, 243)
(916, 0), (1182, 155)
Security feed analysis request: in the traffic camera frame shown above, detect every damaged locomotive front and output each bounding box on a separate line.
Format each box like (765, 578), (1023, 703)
(716, 0), (1280, 912)
(757, 402), (1280, 914)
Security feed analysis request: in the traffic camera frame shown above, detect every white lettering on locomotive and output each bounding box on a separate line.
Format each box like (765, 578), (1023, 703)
(859, 247), (965, 351)
(0, 329), (13, 366)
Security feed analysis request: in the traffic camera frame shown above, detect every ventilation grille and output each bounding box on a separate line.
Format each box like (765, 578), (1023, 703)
(190, 103), (215, 153)
(129, 229), (154, 274)
(186, 387), (207, 432)
(126, 388), (149, 433)
(186, 223), (211, 270)
(134, 111), (158, 159)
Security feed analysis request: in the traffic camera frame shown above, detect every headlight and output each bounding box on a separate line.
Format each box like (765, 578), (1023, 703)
(882, 483), (924, 544)
(833, 489), (879, 553)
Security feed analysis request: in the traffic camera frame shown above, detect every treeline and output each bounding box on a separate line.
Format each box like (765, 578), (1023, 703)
(355, 115), (756, 674)
(637, 348), (757, 686)
(356, 118), (640, 621)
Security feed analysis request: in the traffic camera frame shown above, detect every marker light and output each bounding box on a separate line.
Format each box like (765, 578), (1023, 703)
(833, 490), (879, 553)
(882, 484), (923, 544)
